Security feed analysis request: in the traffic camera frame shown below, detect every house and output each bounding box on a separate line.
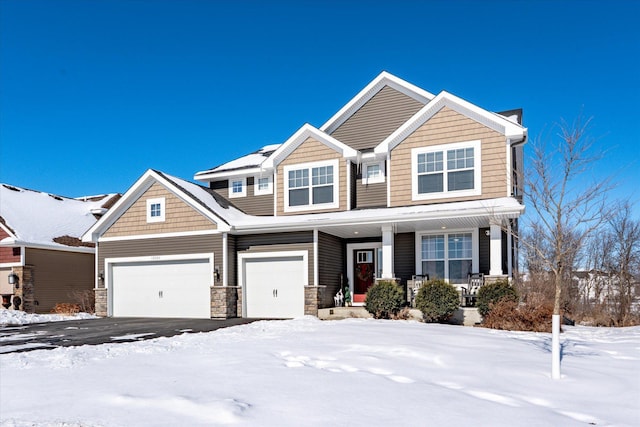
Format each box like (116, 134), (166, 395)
(0, 184), (120, 313)
(82, 71), (527, 319)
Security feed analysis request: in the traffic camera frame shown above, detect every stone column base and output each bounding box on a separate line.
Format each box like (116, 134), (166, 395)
(211, 286), (240, 318)
(94, 288), (107, 317)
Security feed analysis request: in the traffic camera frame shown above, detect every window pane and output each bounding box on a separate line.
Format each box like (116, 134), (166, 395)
(150, 203), (161, 217)
(288, 170), (308, 188)
(448, 170), (474, 191)
(449, 260), (472, 283)
(312, 185), (333, 204)
(312, 166), (333, 186)
(422, 261), (445, 280)
(418, 173), (443, 193)
(418, 152), (443, 174)
(447, 147), (474, 170)
(422, 235), (445, 260)
(289, 188), (308, 206)
(448, 233), (472, 259)
(366, 164), (380, 179)
(232, 180), (243, 193)
(258, 178), (269, 190)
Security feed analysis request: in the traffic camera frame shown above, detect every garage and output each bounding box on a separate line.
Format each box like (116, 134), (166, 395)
(109, 256), (212, 319)
(240, 252), (307, 319)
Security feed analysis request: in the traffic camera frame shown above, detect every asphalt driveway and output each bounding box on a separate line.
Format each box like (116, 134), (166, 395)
(0, 317), (260, 354)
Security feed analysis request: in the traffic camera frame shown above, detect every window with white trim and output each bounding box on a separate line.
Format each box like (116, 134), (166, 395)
(228, 178), (246, 198)
(363, 161), (385, 184)
(146, 197), (165, 223)
(254, 175), (273, 195)
(412, 141), (481, 200)
(284, 159), (339, 212)
(420, 232), (473, 283)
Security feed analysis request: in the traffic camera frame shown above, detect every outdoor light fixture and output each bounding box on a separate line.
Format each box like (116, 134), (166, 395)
(214, 266), (220, 282)
(8, 273), (19, 289)
(98, 271), (104, 281)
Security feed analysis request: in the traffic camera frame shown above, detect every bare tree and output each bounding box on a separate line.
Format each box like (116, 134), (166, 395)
(521, 115), (613, 378)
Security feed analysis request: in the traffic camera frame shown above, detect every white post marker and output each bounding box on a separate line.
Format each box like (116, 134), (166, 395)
(551, 314), (561, 379)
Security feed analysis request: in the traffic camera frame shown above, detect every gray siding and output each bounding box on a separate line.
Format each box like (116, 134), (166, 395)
(98, 234), (223, 287)
(228, 234), (237, 287)
(394, 233), (415, 292)
(318, 232), (344, 308)
(25, 248), (94, 313)
(210, 178), (274, 216)
(479, 227), (490, 275)
(353, 163), (387, 209)
(330, 85), (425, 150)
(236, 232), (314, 286)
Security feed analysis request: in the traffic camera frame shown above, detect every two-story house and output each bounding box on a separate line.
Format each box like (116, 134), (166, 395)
(82, 71), (526, 319)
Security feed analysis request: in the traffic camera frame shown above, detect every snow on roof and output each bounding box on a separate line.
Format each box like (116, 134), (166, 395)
(194, 144), (281, 177)
(0, 184), (117, 250)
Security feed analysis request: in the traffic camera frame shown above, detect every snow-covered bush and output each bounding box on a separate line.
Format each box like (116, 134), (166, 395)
(415, 279), (459, 323)
(364, 280), (404, 319)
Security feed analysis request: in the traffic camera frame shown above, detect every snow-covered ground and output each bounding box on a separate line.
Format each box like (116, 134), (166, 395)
(0, 309), (96, 326)
(1, 316), (638, 427)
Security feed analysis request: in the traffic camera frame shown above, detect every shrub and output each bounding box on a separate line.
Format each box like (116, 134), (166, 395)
(476, 279), (518, 317)
(415, 279), (460, 323)
(365, 280), (405, 319)
(69, 289), (95, 314)
(51, 303), (81, 315)
(481, 299), (554, 332)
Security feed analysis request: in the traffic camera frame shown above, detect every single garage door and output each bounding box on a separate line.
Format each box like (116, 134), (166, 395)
(243, 256), (305, 319)
(111, 258), (211, 318)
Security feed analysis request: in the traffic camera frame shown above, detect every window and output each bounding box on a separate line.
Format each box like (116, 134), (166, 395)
(146, 198), (165, 223)
(254, 175), (273, 195)
(412, 141), (481, 200)
(228, 178), (246, 198)
(284, 159), (339, 212)
(363, 162), (385, 184)
(419, 232), (473, 283)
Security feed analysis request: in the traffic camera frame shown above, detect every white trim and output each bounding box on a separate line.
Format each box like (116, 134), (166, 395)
(386, 152), (391, 207)
(346, 160), (351, 211)
(506, 139), (512, 197)
(228, 177), (247, 198)
(222, 232), (228, 286)
(95, 243), (100, 289)
(0, 262), (22, 268)
(0, 240), (94, 254)
(98, 229), (219, 242)
(146, 197), (165, 223)
(273, 169), (278, 216)
(411, 140), (482, 201)
(195, 167), (264, 182)
(415, 229), (479, 286)
(283, 159), (340, 213)
(363, 161), (385, 184)
(253, 175), (273, 196)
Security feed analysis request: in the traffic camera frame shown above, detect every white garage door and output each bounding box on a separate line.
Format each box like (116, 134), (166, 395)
(111, 258), (211, 318)
(243, 256), (305, 319)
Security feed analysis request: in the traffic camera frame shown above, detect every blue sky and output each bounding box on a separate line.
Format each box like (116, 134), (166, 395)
(1, 0), (638, 217)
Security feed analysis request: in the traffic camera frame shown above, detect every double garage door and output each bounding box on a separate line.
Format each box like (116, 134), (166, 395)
(111, 258), (211, 319)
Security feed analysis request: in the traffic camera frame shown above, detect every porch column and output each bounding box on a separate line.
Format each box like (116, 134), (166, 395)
(381, 225), (394, 279)
(489, 221), (503, 276)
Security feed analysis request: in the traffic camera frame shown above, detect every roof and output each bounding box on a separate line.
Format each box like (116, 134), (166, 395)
(0, 184), (119, 252)
(194, 144), (281, 180)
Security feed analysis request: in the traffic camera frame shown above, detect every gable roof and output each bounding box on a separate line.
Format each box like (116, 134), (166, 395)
(375, 90), (527, 154)
(320, 71), (434, 135)
(83, 169), (249, 242)
(261, 123), (358, 169)
(193, 144), (281, 181)
(0, 184), (118, 252)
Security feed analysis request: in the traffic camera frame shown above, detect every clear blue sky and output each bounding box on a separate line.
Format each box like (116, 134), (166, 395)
(1, 0), (638, 217)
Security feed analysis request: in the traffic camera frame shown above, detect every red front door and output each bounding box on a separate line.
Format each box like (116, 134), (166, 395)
(353, 250), (375, 303)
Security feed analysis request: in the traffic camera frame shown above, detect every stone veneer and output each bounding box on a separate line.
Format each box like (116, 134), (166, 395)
(94, 288), (107, 317)
(305, 286), (327, 316)
(211, 286), (240, 318)
(12, 265), (35, 313)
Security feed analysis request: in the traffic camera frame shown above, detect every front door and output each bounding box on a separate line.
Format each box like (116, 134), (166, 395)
(353, 250), (375, 303)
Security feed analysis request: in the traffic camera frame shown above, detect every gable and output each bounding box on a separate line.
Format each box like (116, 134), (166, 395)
(330, 85), (425, 150)
(103, 182), (217, 238)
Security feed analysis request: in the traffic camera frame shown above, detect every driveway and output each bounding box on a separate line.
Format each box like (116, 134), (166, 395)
(0, 317), (260, 354)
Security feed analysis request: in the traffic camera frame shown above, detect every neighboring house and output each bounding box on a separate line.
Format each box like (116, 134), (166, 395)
(82, 71), (527, 319)
(0, 184), (120, 313)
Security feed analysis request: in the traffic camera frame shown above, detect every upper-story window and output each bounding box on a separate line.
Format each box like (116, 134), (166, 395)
(254, 175), (273, 195)
(228, 178), (246, 198)
(146, 197), (165, 223)
(411, 140), (481, 201)
(284, 159), (339, 212)
(363, 161), (385, 184)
